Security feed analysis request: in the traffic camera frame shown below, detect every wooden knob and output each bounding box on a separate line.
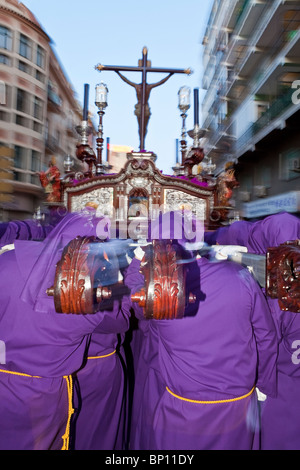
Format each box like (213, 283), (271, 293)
(96, 286), (112, 303)
(131, 288), (146, 308)
(188, 292), (196, 304)
(46, 286), (54, 296)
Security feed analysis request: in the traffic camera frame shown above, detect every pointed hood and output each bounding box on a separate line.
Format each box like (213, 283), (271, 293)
(19, 211), (109, 313)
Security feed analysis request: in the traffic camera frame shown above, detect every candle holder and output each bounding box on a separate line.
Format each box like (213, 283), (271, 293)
(76, 83), (92, 145)
(188, 124), (203, 148)
(201, 156), (216, 186)
(76, 120), (92, 146)
(178, 86), (191, 166)
(95, 82), (108, 175)
(64, 154), (74, 173)
(62, 154), (75, 181)
(83, 84), (89, 121)
(33, 206), (45, 226)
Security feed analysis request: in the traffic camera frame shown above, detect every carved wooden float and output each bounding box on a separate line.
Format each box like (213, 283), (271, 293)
(266, 240), (300, 313)
(47, 237), (196, 318)
(47, 236), (300, 316)
(47, 236), (118, 314)
(131, 239), (196, 320)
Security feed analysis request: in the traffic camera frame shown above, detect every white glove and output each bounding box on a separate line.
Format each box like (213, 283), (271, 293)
(0, 243), (15, 255)
(212, 245), (248, 260)
(134, 246), (145, 261)
(256, 387), (267, 402)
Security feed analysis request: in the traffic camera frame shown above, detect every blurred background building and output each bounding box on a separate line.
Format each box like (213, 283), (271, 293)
(0, 0), (92, 220)
(107, 143), (134, 173)
(201, 0), (300, 219)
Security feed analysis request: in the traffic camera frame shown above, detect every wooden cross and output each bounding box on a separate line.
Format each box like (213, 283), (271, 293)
(95, 47), (192, 151)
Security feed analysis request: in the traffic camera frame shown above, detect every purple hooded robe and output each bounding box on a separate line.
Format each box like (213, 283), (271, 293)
(71, 312), (130, 450)
(71, 238), (135, 450)
(214, 212), (300, 450)
(126, 212), (278, 450)
(215, 212), (300, 255)
(0, 219), (56, 249)
(0, 222), (8, 237)
(0, 212), (132, 450)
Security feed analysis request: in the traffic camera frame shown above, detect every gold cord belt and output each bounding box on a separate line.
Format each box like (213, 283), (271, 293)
(87, 349), (116, 360)
(166, 385), (255, 404)
(0, 350), (116, 448)
(0, 368), (74, 450)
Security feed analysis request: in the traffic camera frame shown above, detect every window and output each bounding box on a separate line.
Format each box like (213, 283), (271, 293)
(19, 34), (32, 60)
(44, 119), (49, 141)
(15, 114), (30, 128)
(48, 81), (62, 106)
(13, 146), (29, 183)
(0, 84), (11, 108)
(0, 54), (11, 66)
(0, 81), (5, 105)
(16, 88), (29, 114)
(33, 96), (43, 121)
(14, 170), (26, 182)
(0, 26), (12, 50)
(36, 45), (45, 69)
(35, 70), (45, 83)
(280, 148), (300, 181)
(31, 150), (40, 172)
(30, 149), (40, 184)
(33, 121), (43, 133)
(14, 145), (25, 169)
(0, 110), (10, 122)
(18, 60), (31, 75)
(54, 129), (61, 147)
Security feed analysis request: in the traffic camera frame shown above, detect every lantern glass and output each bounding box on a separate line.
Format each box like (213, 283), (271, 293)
(64, 154), (74, 171)
(95, 82), (108, 108)
(178, 86), (191, 111)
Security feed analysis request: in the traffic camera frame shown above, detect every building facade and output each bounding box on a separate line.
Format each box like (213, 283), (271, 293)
(0, 0), (84, 220)
(201, 0), (300, 219)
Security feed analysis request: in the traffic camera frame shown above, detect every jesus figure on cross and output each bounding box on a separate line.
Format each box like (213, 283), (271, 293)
(115, 69), (174, 146)
(95, 47), (192, 150)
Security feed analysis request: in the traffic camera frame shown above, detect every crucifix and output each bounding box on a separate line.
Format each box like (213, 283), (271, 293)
(95, 47), (192, 151)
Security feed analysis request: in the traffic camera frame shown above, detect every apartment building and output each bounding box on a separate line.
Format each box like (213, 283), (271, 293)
(0, 0), (85, 220)
(201, 0), (300, 219)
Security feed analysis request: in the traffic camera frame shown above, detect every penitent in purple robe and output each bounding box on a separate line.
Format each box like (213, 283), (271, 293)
(126, 212), (278, 450)
(71, 314), (130, 450)
(0, 219), (55, 248)
(216, 212), (300, 449)
(0, 222), (8, 237)
(71, 232), (134, 450)
(127, 211), (204, 449)
(214, 212), (300, 254)
(72, 283), (133, 450)
(124, 258), (165, 450)
(0, 212), (132, 450)
(127, 255), (278, 450)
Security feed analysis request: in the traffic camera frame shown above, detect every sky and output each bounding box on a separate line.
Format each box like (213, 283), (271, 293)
(21, 0), (214, 175)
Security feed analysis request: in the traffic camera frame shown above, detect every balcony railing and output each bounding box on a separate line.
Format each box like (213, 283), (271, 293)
(235, 87), (295, 152)
(233, 0), (252, 33)
(45, 135), (59, 152)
